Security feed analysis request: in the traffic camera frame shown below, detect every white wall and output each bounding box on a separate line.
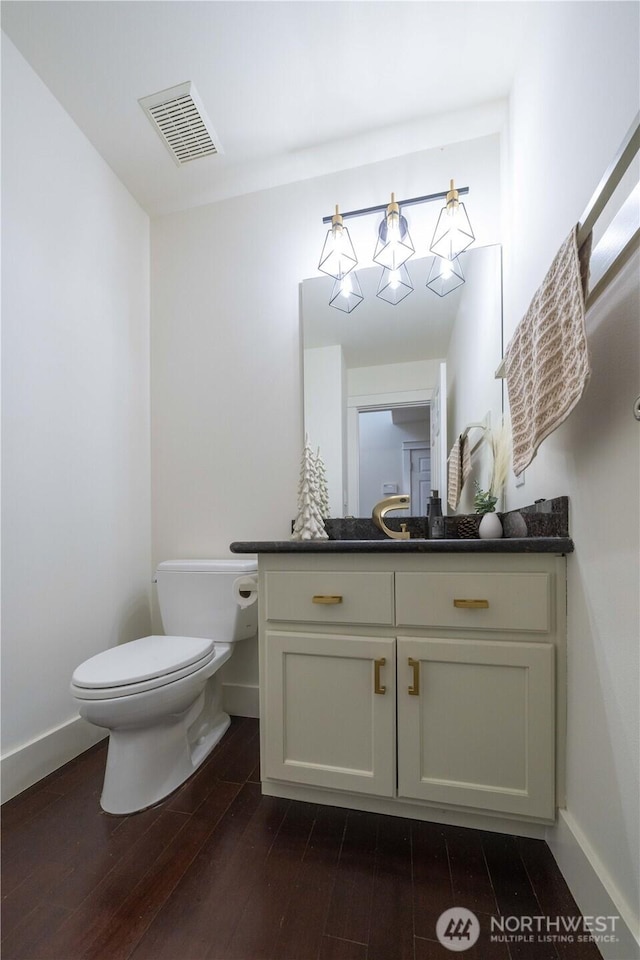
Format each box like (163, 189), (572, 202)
(150, 133), (502, 572)
(1, 37), (152, 799)
(505, 4), (639, 954)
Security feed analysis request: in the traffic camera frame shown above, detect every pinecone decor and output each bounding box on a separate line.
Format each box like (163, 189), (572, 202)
(457, 515), (480, 539)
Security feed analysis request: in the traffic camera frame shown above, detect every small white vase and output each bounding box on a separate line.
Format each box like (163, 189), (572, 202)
(478, 512), (503, 539)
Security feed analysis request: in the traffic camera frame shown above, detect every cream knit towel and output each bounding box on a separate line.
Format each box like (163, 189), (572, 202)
(505, 226), (592, 476)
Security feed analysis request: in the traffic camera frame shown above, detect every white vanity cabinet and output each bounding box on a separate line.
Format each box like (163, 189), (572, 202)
(263, 630), (397, 796)
(258, 552), (566, 828)
(396, 636), (554, 819)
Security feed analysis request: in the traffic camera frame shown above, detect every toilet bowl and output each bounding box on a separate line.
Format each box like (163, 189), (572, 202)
(71, 558), (258, 815)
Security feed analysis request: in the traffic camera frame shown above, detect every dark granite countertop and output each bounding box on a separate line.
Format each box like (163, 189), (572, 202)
(230, 537), (573, 554)
(230, 497), (573, 555)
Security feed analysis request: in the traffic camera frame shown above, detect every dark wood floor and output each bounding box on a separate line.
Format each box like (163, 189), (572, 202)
(2, 717), (603, 960)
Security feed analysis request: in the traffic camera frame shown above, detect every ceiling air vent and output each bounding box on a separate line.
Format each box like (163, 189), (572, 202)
(138, 81), (222, 166)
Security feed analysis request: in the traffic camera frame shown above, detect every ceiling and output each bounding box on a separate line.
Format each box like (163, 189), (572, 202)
(1, 1), (540, 217)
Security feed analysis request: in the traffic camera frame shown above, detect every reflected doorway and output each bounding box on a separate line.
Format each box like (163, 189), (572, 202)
(357, 405), (430, 516)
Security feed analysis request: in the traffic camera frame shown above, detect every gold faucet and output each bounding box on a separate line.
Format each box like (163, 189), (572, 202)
(372, 494), (411, 540)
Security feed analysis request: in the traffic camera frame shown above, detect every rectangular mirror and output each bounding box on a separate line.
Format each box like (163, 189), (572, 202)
(301, 244), (503, 518)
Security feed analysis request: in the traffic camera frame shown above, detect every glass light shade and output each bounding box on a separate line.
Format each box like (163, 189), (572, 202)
(318, 221), (358, 280)
(426, 255), (465, 297)
(376, 263), (414, 305)
(329, 271), (363, 313)
(429, 200), (475, 261)
(373, 210), (414, 271)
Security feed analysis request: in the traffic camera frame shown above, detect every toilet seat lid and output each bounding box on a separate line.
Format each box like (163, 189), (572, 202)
(72, 635), (216, 689)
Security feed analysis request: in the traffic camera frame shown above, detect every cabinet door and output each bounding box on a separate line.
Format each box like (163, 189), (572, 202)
(264, 631), (396, 796)
(397, 637), (555, 819)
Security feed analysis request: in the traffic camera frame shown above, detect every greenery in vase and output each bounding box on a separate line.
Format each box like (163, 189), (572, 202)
(473, 481), (498, 515)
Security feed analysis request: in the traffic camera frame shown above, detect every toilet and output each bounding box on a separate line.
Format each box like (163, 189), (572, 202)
(70, 558), (258, 815)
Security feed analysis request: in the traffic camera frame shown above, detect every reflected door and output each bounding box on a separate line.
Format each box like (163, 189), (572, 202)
(403, 443), (430, 516)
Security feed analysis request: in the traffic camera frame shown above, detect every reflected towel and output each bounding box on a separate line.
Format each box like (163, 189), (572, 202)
(448, 434), (473, 510)
(461, 434), (471, 488)
(505, 226), (592, 476)
(447, 436), (463, 510)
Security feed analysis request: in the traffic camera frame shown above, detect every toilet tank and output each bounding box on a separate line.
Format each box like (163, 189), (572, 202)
(155, 558), (258, 642)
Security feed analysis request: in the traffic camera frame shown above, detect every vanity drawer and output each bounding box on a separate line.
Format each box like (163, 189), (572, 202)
(395, 572), (551, 634)
(264, 571), (394, 625)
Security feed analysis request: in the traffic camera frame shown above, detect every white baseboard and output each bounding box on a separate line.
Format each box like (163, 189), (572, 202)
(546, 810), (640, 960)
(222, 682), (259, 719)
(1, 716), (107, 804)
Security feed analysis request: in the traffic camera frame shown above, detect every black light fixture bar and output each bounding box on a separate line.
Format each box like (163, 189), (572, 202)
(321, 187), (469, 224)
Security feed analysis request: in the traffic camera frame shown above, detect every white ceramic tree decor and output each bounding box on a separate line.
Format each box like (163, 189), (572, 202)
(313, 447), (330, 519)
(291, 438), (328, 541)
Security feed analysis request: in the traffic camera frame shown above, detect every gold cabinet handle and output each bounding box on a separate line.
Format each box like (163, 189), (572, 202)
(408, 657), (420, 696)
(374, 657), (387, 695)
(312, 595), (343, 604)
(453, 598), (489, 609)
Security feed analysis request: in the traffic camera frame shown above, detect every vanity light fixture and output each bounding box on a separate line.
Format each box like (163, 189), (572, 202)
(329, 271), (364, 313)
(377, 263), (414, 305)
(429, 179), (475, 261)
(320, 182), (473, 308)
(372, 194), (415, 272)
(318, 206), (358, 280)
(426, 254), (465, 297)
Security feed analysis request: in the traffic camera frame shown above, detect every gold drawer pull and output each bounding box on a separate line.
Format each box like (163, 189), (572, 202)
(408, 657), (420, 696)
(374, 657), (387, 695)
(453, 598), (489, 609)
(312, 594), (343, 604)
